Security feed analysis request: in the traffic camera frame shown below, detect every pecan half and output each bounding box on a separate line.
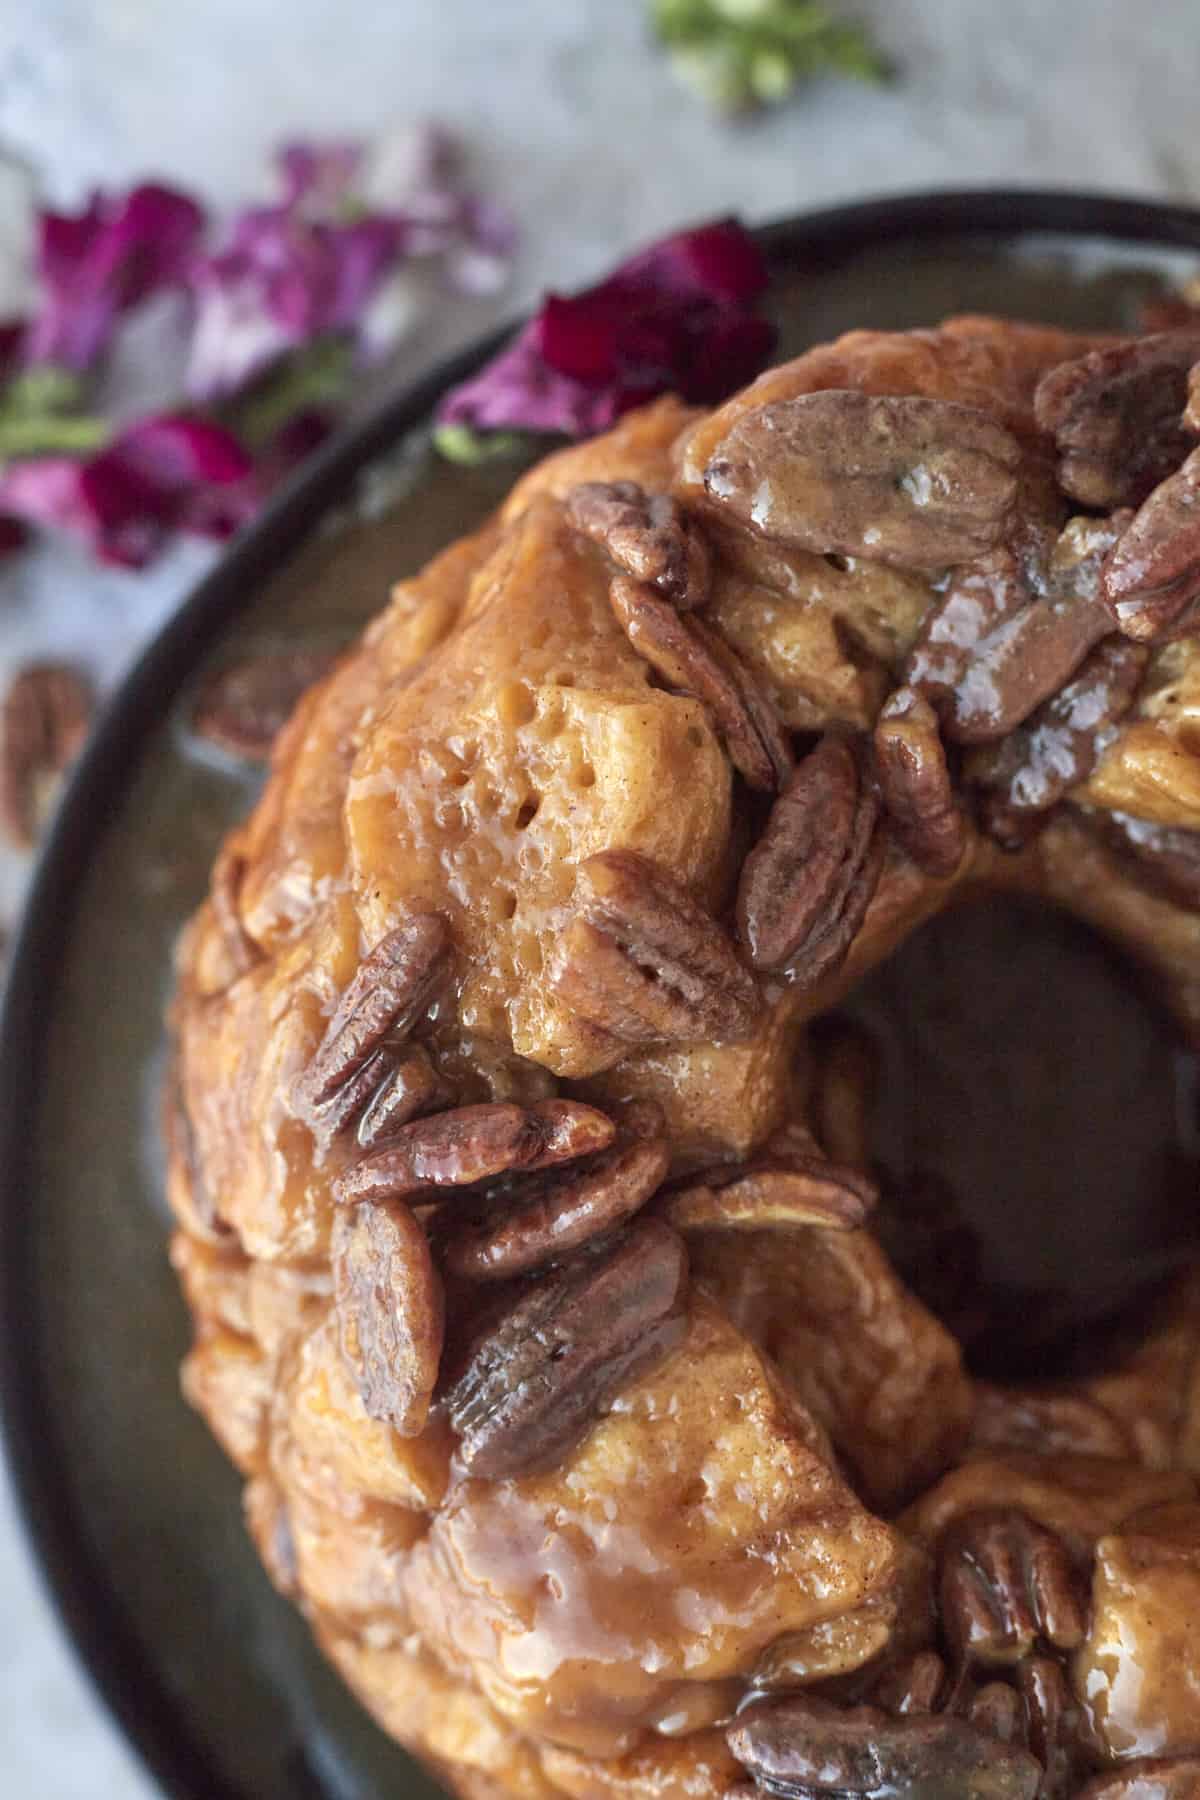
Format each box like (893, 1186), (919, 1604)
(356, 1044), (448, 1149)
(332, 1197), (443, 1436)
(1102, 447), (1200, 641)
(938, 1509), (1087, 1669)
(1017, 1656), (1089, 1800)
(336, 1099), (615, 1206)
(550, 849), (760, 1044)
(609, 575), (791, 790)
(874, 686), (967, 878)
(727, 1692), (1041, 1800)
(871, 1650), (948, 1717)
(736, 735), (883, 981)
(1077, 1758), (1200, 1799)
(294, 916), (450, 1124)
(442, 1136), (670, 1280)
(567, 480), (711, 608)
(191, 646), (336, 759)
(662, 1134), (876, 1233)
(1033, 330), (1200, 508)
(966, 1683), (1024, 1745)
(970, 1383), (1135, 1463)
(970, 637), (1148, 849)
(446, 1216), (688, 1478)
(906, 515), (1127, 744)
(1075, 808), (1200, 911)
(703, 392), (1021, 572)
(0, 661), (93, 847)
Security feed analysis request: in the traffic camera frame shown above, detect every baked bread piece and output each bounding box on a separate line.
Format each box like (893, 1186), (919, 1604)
(168, 314), (1200, 1798)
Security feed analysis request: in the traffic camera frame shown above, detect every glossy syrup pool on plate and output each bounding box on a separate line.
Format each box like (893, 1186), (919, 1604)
(18, 229), (1200, 1799)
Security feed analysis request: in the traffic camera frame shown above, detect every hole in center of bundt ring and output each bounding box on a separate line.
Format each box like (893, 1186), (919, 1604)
(830, 893), (1200, 1382)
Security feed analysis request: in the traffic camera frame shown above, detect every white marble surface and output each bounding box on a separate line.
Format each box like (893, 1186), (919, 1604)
(2, 0), (1200, 1792)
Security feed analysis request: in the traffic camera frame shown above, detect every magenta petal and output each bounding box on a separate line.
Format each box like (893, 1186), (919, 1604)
(684, 311), (777, 403)
(610, 218), (769, 303)
(0, 318), (24, 375)
(27, 182), (205, 371)
(0, 412), (253, 567)
(277, 140), (362, 209)
(535, 292), (626, 384)
(325, 217), (405, 327)
(438, 214), (772, 447)
(115, 414), (253, 489)
(439, 322), (623, 437)
(0, 453), (156, 567)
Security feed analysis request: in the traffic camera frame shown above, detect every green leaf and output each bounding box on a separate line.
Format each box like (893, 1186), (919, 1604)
(227, 336), (355, 449)
(0, 366), (111, 462)
(651, 0), (889, 111)
(432, 422), (533, 466)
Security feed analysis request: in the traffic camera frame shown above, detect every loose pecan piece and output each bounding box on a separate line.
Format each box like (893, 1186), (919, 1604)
(874, 686), (967, 878)
(1077, 1758), (1200, 1799)
(1102, 447), (1200, 641)
(970, 637), (1148, 849)
(0, 661), (93, 847)
(609, 575), (791, 790)
(550, 849), (760, 1044)
(1074, 807), (1200, 911)
(703, 392), (1021, 572)
(938, 1508), (1087, 1669)
(567, 480), (711, 608)
(336, 1099), (613, 1206)
(442, 1136), (670, 1280)
(662, 1129), (876, 1233)
(191, 646), (336, 759)
(736, 735), (883, 982)
(446, 1216), (688, 1478)
(332, 1196), (443, 1436)
(906, 515), (1128, 744)
(871, 1650), (949, 1717)
(727, 1691), (1040, 1800)
(1033, 330), (1200, 509)
(294, 916), (450, 1128)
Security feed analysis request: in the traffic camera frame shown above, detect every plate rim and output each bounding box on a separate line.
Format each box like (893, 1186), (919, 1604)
(6, 185), (1200, 1800)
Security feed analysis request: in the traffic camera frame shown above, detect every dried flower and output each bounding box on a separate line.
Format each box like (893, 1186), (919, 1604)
(24, 183), (205, 372)
(436, 216), (772, 455)
(0, 413), (251, 567)
(187, 124), (517, 400)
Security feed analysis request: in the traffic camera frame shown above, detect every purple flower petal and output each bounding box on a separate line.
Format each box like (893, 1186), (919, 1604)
(438, 216), (771, 442)
(607, 217), (769, 304)
(113, 413), (252, 488)
(185, 258), (295, 399)
(439, 321), (627, 439)
(26, 182), (206, 372)
(0, 412), (252, 567)
(276, 140), (362, 211)
(189, 127), (515, 399)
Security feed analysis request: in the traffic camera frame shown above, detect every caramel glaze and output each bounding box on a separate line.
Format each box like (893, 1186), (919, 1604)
(170, 320), (1200, 1800)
